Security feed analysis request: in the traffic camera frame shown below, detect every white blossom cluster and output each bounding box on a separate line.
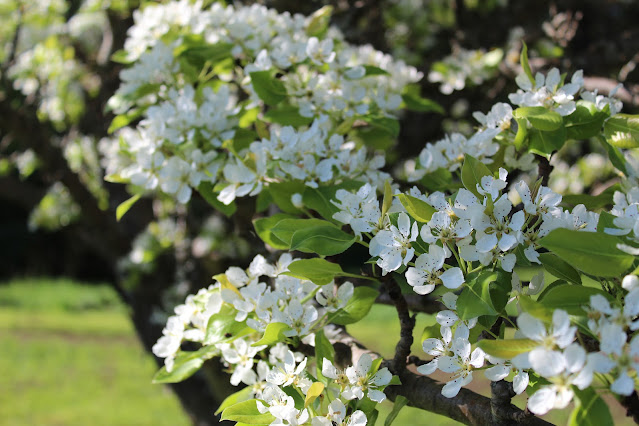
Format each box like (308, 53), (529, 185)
(416, 292), (485, 397)
(151, 252), (395, 425)
(605, 187), (639, 254)
(428, 48), (503, 95)
(585, 275), (639, 396)
(407, 68), (624, 181)
(151, 253), (354, 372)
(107, 1), (422, 205)
(332, 173), (599, 296)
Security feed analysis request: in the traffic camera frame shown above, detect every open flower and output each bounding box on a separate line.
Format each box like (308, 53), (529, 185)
(405, 245), (464, 295)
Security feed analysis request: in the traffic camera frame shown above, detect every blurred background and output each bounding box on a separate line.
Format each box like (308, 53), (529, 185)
(1, 0), (638, 425)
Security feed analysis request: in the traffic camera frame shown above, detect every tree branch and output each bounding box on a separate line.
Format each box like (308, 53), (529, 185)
(382, 274), (415, 373)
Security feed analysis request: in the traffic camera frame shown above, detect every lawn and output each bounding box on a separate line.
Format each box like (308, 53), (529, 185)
(0, 278), (190, 426)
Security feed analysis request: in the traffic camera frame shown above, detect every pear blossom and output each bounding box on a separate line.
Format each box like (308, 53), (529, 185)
(437, 338), (485, 397)
(405, 245), (464, 295)
(342, 353), (392, 403)
(369, 212), (419, 274)
(316, 281), (354, 312)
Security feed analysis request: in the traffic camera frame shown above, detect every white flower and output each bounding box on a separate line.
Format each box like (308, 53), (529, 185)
(316, 281), (354, 312)
(267, 350), (308, 387)
(342, 353), (391, 403)
(306, 37), (336, 65)
(369, 212), (418, 274)
(405, 245), (464, 295)
(438, 338), (485, 397)
(420, 211), (472, 257)
(513, 310), (576, 377)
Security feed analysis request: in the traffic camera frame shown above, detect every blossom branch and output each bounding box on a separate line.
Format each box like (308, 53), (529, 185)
(382, 274), (416, 373)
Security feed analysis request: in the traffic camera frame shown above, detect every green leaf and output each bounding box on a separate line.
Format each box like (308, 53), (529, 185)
(528, 126), (566, 159)
(250, 71), (287, 106)
(520, 42), (535, 85)
(270, 218), (332, 247)
(264, 104), (313, 126)
(116, 194), (141, 221)
(597, 211), (617, 234)
(539, 253), (581, 285)
(283, 258), (344, 286)
(477, 338), (538, 359)
(518, 295), (554, 321)
(361, 115), (400, 138)
(152, 349), (213, 384)
(304, 382), (325, 408)
(604, 113), (639, 148)
(198, 182), (236, 217)
(457, 271), (501, 320)
(539, 228), (634, 277)
(401, 93), (444, 113)
(108, 108), (144, 134)
(362, 65), (391, 76)
(331, 286), (379, 325)
(221, 400), (275, 424)
(175, 39), (233, 69)
(513, 117), (528, 150)
(564, 102), (608, 140)
(253, 213), (295, 250)
(315, 330), (335, 383)
(253, 322), (292, 347)
(461, 155), (492, 197)
(561, 186), (617, 210)
(302, 181), (363, 221)
(110, 49), (132, 64)
(384, 396), (409, 426)
(267, 181), (307, 214)
(205, 313), (250, 345)
(537, 284), (612, 315)
(382, 180), (393, 217)
(396, 194), (436, 223)
(514, 107), (563, 131)
(215, 386), (254, 415)
(290, 225), (356, 256)
(599, 135), (628, 175)
(569, 387), (613, 426)
(306, 5), (333, 37)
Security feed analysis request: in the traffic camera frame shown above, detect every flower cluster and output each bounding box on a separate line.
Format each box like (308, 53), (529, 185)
(106, 1), (422, 205)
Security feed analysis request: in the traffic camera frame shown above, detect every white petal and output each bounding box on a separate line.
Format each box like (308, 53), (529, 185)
(440, 268), (464, 289)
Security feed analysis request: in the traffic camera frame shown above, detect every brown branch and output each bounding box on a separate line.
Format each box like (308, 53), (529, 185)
(327, 326), (552, 425)
(382, 274), (415, 374)
(621, 391), (639, 425)
(537, 155), (553, 187)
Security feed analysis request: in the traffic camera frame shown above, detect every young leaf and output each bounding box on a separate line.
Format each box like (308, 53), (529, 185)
(306, 5), (333, 37)
(252, 322), (292, 346)
(384, 396), (409, 426)
(253, 213), (295, 250)
(538, 253), (581, 285)
(603, 113), (639, 148)
(249, 71), (287, 106)
(205, 313), (250, 345)
(456, 271), (503, 320)
(290, 225), (356, 256)
(304, 382), (325, 408)
(539, 228), (634, 277)
(270, 218), (330, 246)
(565, 102), (607, 140)
(198, 182), (237, 217)
(520, 42), (535, 85)
(221, 400), (275, 424)
(283, 258), (344, 286)
(382, 180), (393, 217)
(477, 339), (538, 359)
(215, 387), (254, 415)
(396, 194), (436, 223)
(513, 107), (563, 131)
(461, 155), (492, 197)
(537, 284), (612, 315)
(116, 194), (141, 221)
(527, 126), (566, 159)
(264, 104), (313, 126)
(331, 286), (379, 325)
(568, 387), (614, 426)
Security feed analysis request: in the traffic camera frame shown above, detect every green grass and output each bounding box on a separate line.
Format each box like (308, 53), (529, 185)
(0, 278), (189, 426)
